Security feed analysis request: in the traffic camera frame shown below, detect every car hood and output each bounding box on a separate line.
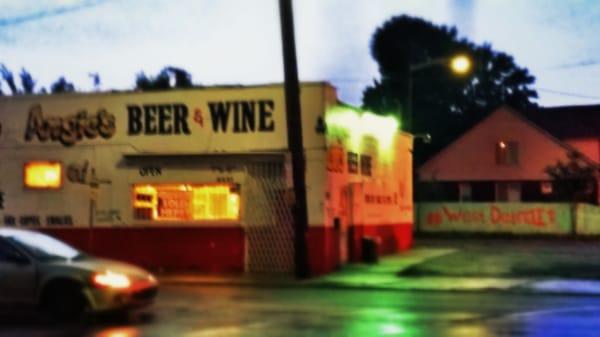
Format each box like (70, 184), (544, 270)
(50, 257), (152, 279)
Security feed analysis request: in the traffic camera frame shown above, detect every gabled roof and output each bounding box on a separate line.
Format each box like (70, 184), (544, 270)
(418, 105), (598, 179)
(525, 104), (600, 139)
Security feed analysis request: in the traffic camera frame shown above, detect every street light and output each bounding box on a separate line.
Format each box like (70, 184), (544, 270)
(405, 54), (472, 132)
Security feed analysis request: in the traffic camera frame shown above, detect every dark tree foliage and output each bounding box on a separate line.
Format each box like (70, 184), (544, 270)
(545, 151), (598, 203)
(50, 77), (76, 93)
(19, 68), (36, 94)
(0, 64), (18, 95)
(135, 66), (194, 91)
(363, 15), (538, 165)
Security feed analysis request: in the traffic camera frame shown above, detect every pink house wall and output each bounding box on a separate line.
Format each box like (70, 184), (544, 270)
(566, 138), (600, 163)
(419, 106), (576, 182)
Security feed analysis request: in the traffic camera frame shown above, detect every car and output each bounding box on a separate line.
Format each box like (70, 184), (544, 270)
(0, 228), (158, 320)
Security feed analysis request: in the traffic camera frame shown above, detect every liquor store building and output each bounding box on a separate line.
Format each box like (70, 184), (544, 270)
(0, 82), (413, 276)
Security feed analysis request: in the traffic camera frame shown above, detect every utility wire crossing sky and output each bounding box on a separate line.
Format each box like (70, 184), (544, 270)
(1, 0), (599, 107)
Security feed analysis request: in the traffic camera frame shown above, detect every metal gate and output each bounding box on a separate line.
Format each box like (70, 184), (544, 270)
(244, 160), (295, 275)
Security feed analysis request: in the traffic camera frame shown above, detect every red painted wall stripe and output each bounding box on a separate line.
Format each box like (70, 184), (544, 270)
(40, 227), (245, 273)
(307, 223), (413, 275)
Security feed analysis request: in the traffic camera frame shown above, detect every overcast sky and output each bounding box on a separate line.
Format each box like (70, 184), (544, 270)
(1, 0), (599, 107)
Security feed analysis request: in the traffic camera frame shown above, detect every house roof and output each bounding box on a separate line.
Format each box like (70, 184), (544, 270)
(418, 105), (598, 180)
(525, 104), (600, 139)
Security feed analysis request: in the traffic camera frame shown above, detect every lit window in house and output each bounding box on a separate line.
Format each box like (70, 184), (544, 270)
(496, 141), (519, 165)
(133, 184), (240, 221)
(24, 161), (62, 189)
(541, 181), (553, 195)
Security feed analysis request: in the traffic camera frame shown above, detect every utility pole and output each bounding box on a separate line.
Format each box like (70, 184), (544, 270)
(279, 0), (310, 279)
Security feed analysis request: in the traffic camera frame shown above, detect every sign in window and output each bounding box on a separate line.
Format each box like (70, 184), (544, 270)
(133, 184), (240, 221)
(24, 161), (62, 189)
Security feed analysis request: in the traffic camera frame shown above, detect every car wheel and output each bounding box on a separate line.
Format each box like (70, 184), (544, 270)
(42, 283), (87, 322)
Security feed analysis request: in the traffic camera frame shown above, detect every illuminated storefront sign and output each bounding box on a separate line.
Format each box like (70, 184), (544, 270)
(133, 184), (240, 221)
(24, 104), (116, 146)
(24, 161), (62, 189)
(325, 106), (399, 161)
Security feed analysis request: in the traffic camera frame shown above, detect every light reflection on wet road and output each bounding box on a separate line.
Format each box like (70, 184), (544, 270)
(1, 285), (600, 337)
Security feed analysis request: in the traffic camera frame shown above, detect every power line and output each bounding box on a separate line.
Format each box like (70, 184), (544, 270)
(535, 88), (600, 100)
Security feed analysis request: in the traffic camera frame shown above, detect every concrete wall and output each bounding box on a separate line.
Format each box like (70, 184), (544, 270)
(418, 202), (572, 235)
(419, 202), (600, 237)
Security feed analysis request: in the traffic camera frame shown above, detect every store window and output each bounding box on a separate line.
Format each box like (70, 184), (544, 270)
(24, 161), (62, 189)
(133, 184), (240, 221)
(347, 152), (358, 174)
(360, 154), (372, 176)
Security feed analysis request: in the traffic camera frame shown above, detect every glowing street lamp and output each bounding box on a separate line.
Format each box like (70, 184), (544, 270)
(405, 54), (473, 132)
(449, 54), (472, 75)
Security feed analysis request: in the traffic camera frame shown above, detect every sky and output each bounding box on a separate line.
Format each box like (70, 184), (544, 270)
(0, 0), (599, 107)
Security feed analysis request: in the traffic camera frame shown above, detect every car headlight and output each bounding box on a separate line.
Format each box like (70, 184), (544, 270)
(92, 270), (131, 289)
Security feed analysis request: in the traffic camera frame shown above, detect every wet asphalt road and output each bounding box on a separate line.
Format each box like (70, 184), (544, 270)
(1, 285), (600, 337)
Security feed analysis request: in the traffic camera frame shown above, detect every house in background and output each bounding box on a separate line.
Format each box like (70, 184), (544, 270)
(417, 105), (600, 204)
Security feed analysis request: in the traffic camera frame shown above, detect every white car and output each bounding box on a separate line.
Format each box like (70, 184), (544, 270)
(0, 228), (158, 320)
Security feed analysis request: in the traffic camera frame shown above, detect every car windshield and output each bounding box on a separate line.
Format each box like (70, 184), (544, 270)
(2, 230), (83, 262)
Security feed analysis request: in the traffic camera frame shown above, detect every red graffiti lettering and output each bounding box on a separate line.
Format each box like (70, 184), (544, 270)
(426, 211), (442, 226)
(490, 206), (547, 227)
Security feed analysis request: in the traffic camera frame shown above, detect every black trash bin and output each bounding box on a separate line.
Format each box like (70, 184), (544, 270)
(361, 236), (379, 264)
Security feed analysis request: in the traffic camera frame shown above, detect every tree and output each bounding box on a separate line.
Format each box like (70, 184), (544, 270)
(0, 65), (40, 95)
(545, 151), (598, 204)
(50, 77), (76, 93)
(362, 15), (538, 165)
(0, 64), (18, 95)
(19, 68), (36, 94)
(135, 66), (194, 91)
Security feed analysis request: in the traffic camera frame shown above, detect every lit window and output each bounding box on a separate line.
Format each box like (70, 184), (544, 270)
(24, 162), (62, 189)
(496, 141), (519, 165)
(133, 184), (240, 221)
(541, 181), (553, 195)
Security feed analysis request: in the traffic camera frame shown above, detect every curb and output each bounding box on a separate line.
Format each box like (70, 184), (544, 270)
(157, 277), (600, 298)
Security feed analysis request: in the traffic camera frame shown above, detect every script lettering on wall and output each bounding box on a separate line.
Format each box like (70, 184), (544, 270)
(24, 104), (116, 146)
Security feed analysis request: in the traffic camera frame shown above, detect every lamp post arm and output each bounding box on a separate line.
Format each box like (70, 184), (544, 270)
(409, 57), (449, 73)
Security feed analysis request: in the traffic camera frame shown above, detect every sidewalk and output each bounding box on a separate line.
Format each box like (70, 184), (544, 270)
(157, 246), (600, 296)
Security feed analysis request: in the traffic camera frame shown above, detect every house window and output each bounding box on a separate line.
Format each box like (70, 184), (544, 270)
(347, 152), (358, 174)
(496, 182), (521, 201)
(24, 161), (62, 189)
(133, 184), (240, 221)
(360, 155), (372, 176)
(541, 181), (553, 195)
(496, 141), (519, 165)
(459, 183), (472, 201)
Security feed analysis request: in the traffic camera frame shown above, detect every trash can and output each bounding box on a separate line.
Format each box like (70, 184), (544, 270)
(361, 236), (379, 264)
